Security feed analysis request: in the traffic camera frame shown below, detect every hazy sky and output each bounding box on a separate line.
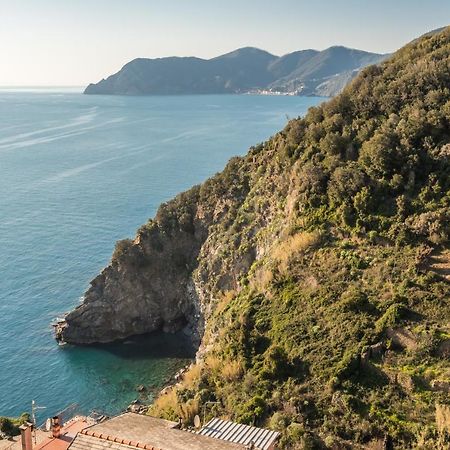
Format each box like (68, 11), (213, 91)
(1, 0), (449, 86)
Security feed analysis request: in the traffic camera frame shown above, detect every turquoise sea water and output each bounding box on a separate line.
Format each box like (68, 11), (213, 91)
(0, 88), (323, 421)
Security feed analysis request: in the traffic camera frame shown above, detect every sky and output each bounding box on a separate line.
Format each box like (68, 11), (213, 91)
(1, 0), (449, 86)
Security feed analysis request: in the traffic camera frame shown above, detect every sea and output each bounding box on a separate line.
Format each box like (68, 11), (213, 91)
(0, 87), (323, 422)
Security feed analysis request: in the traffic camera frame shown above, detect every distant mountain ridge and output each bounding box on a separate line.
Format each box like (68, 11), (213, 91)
(84, 46), (388, 97)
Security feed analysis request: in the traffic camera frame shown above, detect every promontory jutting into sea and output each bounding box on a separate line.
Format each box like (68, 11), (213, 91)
(0, 2), (449, 449)
(0, 92), (323, 416)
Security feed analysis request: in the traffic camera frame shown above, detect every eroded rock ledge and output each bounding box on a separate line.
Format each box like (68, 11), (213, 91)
(56, 185), (211, 345)
(55, 152), (265, 346)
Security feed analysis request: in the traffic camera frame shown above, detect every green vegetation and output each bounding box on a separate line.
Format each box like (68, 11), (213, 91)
(0, 413), (30, 437)
(148, 28), (450, 448)
(112, 238), (134, 261)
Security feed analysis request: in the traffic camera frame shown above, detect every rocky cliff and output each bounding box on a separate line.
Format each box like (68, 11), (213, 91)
(59, 27), (450, 448)
(58, 187), (207, 344)
(57, 141), (283, 345)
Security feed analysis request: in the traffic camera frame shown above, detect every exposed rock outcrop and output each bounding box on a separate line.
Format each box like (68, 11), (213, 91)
(437, 339), (450, 358)
(57, 151), (274, 345)
(58, 188), (210, 344)
(386, 327), (418, 351)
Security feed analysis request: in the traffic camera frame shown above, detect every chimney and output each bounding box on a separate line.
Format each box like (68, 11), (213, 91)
(19, 422), (33, 450)
(51, 416), (61, 439)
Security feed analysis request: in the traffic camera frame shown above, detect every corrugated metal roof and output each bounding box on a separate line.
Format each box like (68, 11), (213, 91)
(198, 418), (280, 450)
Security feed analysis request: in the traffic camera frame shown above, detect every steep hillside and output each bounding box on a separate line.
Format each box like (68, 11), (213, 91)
(84, 46), (386, 97)
(267, 50), (320, 79)
(59, 27), (450, 448)
(268, 46), (384, 95)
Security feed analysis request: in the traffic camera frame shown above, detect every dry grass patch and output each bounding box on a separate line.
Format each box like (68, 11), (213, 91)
(216, 290), (237, 314)
(249, 267), (274, 293)
(221, 360), (244, 382)
(205, 354), (222, 373)
(182, 364), (202, 389)
(150, 387), (200, 426)
(179, 398), (200, 426)
(150, 387), (178, 417)
(272, 230), (323, 273)
(436, 403), (450, 434)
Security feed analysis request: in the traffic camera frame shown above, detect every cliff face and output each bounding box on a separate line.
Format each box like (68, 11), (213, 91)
(59, 27), (450, 448)
(59, 229), (203, 344)
(59, 188), (208, 344)
(58, 136), (289, 345)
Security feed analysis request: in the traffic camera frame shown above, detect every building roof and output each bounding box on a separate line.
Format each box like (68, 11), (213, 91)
(68, 413), (245, 450)
(34, 417), (92, 450)
(68, 432), (138, 450)
(34, 438), (72, 450)
(198, 418), (280, 450)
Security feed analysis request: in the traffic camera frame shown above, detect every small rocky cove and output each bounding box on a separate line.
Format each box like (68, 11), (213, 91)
(55, 160), (267, 352)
